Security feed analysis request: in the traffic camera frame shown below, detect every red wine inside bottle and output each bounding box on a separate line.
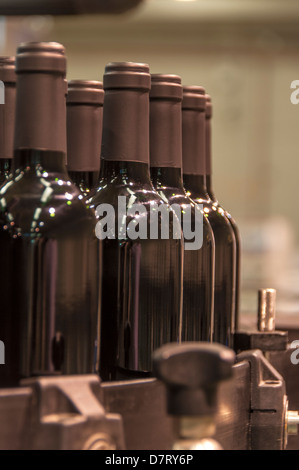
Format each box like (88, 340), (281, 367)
(0, 57), (16, 184)
(67, 80), (104, 198)
(182, 86), (236, 347)
(90, 62), (184, 381)
(149, 74), (215, 342)
(0, 42), (101, 387)
(205, 94), (241, 331)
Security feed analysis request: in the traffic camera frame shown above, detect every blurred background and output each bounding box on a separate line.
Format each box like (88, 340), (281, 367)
(1, 0), (299, 325)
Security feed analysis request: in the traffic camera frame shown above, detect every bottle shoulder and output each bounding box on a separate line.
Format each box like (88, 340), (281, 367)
(90, 180), (164, 208)
(156, 186), (194, 207)
(0, 171), (96, 237)
(209, 197), (241, 242)
(222, 208), (240, 235)
(91, 181), (186, 243)
(156, 187), (211, 227)
(191, 196), (235, 238)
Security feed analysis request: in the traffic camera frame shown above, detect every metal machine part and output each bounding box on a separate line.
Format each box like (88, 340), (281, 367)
(0, 349), (297, 450)
(237, 348), (299, 450)
(234, 289), (299, 449)
(234, 330), (288, 352)
(152, 343), (235, 450)
(286, 410), (299, 437)
(0, 0), (144, 15)
(234, 288), (288, 353)
(0, 288), (298, 451)
(0, 365), (251, 450)
(269, 337), (299, 450)
(102, 362), (251, 450)
(0, 375), (125, 450)
(258, 288), (276, 332)
(237, 349), (287, 450)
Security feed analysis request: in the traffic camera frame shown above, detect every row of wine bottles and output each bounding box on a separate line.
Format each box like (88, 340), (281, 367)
(0, 41), (240, 386)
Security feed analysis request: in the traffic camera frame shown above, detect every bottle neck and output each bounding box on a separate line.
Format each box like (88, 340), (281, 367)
(205, 115), (217, 202)
(68, 169), (99, 186)
(205, 115), (212, 177)
(0, 158), (12, 183)
(67, 103), (102, 172)
(99, 159), (153, 188)
(13, 149), (68, 176)
(206, 174), (217, 203)
(101, 88), (149, 165)
(150, 98), (182, 169)
(14, 71), (67, 154)
(183, 173), (210, 201)
(151, 167), (185, 192)
(182, 108), (206, 176)
(0, 82), (16, 160)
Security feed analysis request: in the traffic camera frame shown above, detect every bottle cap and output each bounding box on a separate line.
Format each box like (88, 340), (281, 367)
(205, 94), (212, 119)
(103, 62), (151, 90)
(182, 85), (206, 111)
(0, 57), (16, 83)
(150, 74), (182, 101)
(16, 42), (66, 75)
(67, 80), (104, 105)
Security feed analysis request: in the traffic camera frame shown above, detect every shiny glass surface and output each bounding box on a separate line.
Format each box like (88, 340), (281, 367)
(184, 174), (236, 347)
(68, 169), (99, 199)
(0, 149), (100, 387)
(91, 160), (183, 381)
(206, 174), (240, 331)
(151, 167), (214, 342)
(0, 158), (12, 185)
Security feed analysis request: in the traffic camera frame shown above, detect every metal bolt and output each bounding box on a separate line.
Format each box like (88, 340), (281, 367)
(287, 411), (299, 436)
(83, 433), (116, 450)
(257, 288), (276, 332)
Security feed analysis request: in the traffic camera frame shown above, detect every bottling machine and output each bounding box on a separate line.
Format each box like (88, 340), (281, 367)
(0, 0), (299, 452)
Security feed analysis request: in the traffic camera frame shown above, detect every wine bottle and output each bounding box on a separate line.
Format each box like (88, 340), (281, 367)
(150, 74), (215, 342)
(0, 42), (100, 387)
(90, 62), (183, 381)
(67, 80), (104, 198)
(0, 57), (16, 184)
(182, 86), (236, 347)
(205, 94), (241, 331)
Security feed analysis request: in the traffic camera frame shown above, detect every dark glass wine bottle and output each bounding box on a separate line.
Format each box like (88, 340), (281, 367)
(0, 42), (100, 388)
(149, 74), (215, 342)
(0, 57), (16, 184)
(90, 62), (183, 381)
(67, 80), (104, 198)
(205, 94), (241, 331)
(182, 86), (236, 347)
